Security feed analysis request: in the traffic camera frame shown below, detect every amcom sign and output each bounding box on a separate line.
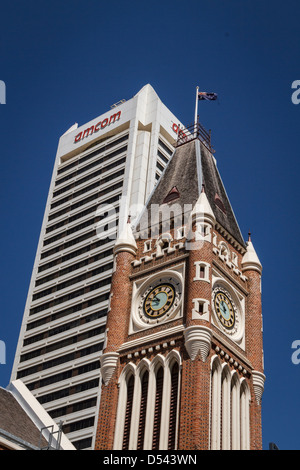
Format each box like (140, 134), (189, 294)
(0, 81), (6, 104)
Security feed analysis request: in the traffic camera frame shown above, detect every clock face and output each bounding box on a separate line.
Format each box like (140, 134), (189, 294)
(143, 283), (175, 319)
(213, 289), (236, 330)
(135, 275), (182, 327)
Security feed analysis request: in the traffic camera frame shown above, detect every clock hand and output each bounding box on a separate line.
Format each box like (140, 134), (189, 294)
(221, 302), (227, 314)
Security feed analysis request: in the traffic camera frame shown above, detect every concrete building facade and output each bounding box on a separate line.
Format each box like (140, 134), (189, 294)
(11, 84), (184, 450)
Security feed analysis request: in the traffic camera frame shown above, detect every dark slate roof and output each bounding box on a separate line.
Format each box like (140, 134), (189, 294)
(0, 387), (47, 449)
(200, 143), (245, 247)
(136, 138), (245, 247)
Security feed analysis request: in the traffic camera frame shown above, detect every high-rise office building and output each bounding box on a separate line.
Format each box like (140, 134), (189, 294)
(11, 84), (185, 450)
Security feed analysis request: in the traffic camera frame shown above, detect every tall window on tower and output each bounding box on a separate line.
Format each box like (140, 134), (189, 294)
(210, 356), (250, 450)
(168, 362), (179, 449)
(137, 370), (149, 450)
(152, 367), (164, 449)
(113, 352), (181, 450)
(122, 374), (135, 450)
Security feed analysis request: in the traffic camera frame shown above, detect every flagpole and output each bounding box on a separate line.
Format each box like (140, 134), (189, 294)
(194, 86), (199, 135)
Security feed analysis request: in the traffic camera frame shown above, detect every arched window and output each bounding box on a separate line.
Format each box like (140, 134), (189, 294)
(231, 372), (241, 450)
(114, 352), (181, 451)
(211, 357), (222, 449)
(168, 362), (179, 450)
(210, 357), (250, 450)
(221, 365), (231, 450)
(240, 380), (250, 450)
(152, 367), (164, 449)
(122, 374), (135, 450)
(137, 370), (149, 450)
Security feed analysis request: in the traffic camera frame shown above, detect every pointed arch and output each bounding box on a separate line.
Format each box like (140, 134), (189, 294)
(168, 361), (179, 449)
(114, 352), (182, 451)
(221, 363), (231, 450)
(165, 349), (182, 368)
(135, 359), (151, 450)
(231, 371), (241, 450)
(113, 363), (137, 450)
(152, 365), (164, 449)
(240, 378), (250, 450)
(164, 349), (181, 450)
(142, 355), (166, 450)
(210, 356), (222, 449)
(122, 374), (135, 449)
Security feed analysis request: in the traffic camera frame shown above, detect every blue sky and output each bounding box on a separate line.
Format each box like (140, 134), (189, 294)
(0, 0), (299, 450)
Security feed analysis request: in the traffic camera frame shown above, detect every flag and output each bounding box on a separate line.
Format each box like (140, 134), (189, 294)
(198, 92), (218, 101)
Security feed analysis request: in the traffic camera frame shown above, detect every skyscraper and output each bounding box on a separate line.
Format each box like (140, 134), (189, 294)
(11, 84), (185, 450)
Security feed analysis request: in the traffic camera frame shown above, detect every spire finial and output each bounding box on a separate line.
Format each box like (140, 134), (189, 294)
(201, 183), (205, 193)
(248, 231), (251, 242)
(127, 215), (131, 224)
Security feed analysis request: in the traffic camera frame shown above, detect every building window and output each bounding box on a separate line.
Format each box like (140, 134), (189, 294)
(143, 240), (152, 253)
(158, 138), (173, 156)
(157, 149), (169, 164)
(168, 362), (179, 450)
(156, 161), (165, 173)
(240, 380), (250, 450)
(114, 352), (181, 450)
(193, 261), (210, 282)
(137, 370), (149, 450)
(152, 367), (164, 450)
(192, 298), (209, 320)
(210, 356), (250, 450)
(122, 374), (135, 450)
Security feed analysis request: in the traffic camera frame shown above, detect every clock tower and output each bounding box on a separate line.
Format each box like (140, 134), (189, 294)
(94, 123), (265, 451)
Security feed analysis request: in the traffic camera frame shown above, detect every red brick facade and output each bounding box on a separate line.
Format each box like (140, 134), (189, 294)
(95, 140), (264, 451)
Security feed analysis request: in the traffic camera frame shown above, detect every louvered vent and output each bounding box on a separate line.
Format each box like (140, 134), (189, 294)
(168, 362), (179, 450)
(122, 375), (134, 450)
(152, 367), (164, 449)
(137, 371), (149, 450)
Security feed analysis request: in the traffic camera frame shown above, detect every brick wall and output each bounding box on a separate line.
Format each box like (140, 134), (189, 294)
(95, 220), (264, 450)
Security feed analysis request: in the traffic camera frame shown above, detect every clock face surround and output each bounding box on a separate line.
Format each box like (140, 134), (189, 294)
(212, 285), (242, 338)
(136, 275), (182, 327)
(213, 290), (235, 330)
(143, 283), (176, 319)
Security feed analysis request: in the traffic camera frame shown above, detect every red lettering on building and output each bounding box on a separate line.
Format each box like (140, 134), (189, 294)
(94, 121), (101, 132)
(101, 118), (108, 129)
(172, 122), (187, 140)
(74, 111), (122, 143)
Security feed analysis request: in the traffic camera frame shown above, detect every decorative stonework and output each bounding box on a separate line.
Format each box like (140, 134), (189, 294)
(184, 325), (212, 362)
(132, 241), (185, 267)
(100, 352), (119, 385)
(252, 370), (266, 404)
(212, 239), (247, 282)
(212, 344), (249, 376)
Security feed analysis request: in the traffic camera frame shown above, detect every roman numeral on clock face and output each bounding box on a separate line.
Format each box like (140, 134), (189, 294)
(143, 283), (175, 319)
(214, 290), (236, 330)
